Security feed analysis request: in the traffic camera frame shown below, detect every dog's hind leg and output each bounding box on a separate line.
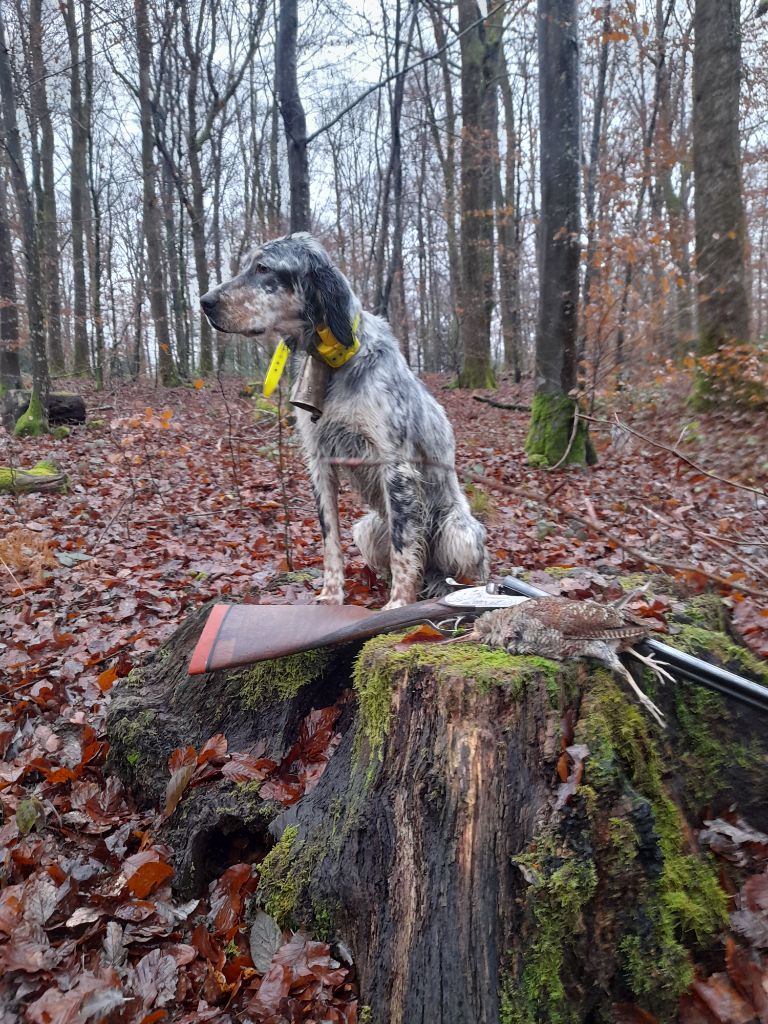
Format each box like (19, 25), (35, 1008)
(309, 465), (345, 604)
(383, 464), (426, 609)
(352, 511), (391, 573)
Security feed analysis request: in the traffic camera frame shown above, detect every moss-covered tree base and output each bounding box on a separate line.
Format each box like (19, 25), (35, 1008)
(13, 389), (47, 437)
(525, 391), (598, 467)
(107, 598), (767, 1023)
(456, 363), (497, 389)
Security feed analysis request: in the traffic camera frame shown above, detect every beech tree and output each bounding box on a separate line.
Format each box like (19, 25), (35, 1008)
(29, 0), (64, 375)
(133, 0), (175, 386)
(0, 7), (49, 431)
(61, 0), (90, 376)
(0, 169), (21, 391)
(691, 0), (752, 405)
(525, 0), (594, 466)
(277, 0), (310, 234)
(456, 0), (501, 389)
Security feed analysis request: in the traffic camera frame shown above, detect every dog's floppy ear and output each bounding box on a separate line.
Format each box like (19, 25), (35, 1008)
(307, 260), (355, 348)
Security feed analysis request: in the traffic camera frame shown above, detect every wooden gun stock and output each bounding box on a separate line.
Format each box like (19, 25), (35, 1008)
(189, 597), (464, 675)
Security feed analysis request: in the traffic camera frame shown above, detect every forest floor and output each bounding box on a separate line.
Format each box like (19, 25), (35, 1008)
(1, 371), (767, 1022)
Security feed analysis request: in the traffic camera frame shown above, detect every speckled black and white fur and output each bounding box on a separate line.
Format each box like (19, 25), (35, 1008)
(200, 233), (488, 609)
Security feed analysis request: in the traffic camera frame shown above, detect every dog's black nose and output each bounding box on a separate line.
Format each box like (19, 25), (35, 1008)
(200, 292), (216, 313)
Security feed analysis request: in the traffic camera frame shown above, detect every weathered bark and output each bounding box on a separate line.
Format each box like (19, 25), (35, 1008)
(135, 0), (174, 385)
(276, 0), (310, 232)
(107, 597), (768, 1024)
(691, 0), (752, 405)
(456, 0), (501, 389)
(526, 0), (592, 466)
(0, 9), (49, 425)
(0, 171), (21, 390)
(29, 0), (65, 376)
(62, 0), (90, 377)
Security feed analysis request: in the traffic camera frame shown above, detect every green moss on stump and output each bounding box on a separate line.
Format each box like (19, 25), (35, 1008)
(671, 624), (768, 684)
(111, 708), (156, 758)
(503, 854), (598, 1024)
(238, 649), (332, 709)
(504, 668), (728, 1023)
(353, 633), (561, 763)
(682, 594), (727, 632)
(525, 393), (597, 468)
(257, 825), (324, 930)
(579, 672), (727, 1012)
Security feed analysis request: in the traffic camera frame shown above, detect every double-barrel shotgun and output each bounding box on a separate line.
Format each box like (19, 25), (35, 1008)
(187, 577), (768, 714)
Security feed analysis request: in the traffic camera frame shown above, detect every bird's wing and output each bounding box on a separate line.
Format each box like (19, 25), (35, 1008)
(529, 598), (648, 642)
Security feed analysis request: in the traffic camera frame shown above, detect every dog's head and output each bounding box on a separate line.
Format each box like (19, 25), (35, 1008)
(200, 233), (357, 348)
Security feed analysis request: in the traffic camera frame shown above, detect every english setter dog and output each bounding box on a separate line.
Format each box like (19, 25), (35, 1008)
(200, 233), (488, 609)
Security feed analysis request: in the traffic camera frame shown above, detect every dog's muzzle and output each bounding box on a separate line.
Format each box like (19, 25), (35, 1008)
(199, 290), (223, 331)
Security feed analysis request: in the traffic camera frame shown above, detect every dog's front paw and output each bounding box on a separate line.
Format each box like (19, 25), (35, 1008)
(316, 589), (344, 605)
(382, 597), (410, 610)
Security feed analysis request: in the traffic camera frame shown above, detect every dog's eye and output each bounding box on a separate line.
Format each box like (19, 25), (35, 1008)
(254, 263), (270, 275)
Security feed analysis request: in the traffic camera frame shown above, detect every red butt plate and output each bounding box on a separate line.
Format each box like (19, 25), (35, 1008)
(188, 604), (231, 675)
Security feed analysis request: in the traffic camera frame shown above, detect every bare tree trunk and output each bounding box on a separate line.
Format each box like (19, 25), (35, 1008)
(0, 9), (48, 430)
(29, 0), (65, 376)
(0, 171), (21, 390)
(135, 0), (174, 385)
(422, 7), (461, 366)
(691, 0), (751, 405)
(578, 0), (611, 369)
(373, 1), (415, 324)
(82, 0), (105, 388)
(526, 0), (593, 466)
(62, 0), (90, 377)
(495, 44), (523, 382)
(456, 0), (501, 389)
(178, 2), (212, 377)
(277, 0), (310, 232)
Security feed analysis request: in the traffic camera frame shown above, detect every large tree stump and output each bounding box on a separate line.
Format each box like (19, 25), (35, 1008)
(107, 599), (768, 1024)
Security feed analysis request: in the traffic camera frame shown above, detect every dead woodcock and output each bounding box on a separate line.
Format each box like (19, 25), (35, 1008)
(470, 596), (672, 726)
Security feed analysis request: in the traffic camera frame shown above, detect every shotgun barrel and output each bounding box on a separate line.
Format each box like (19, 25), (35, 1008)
(499, 576), (768, 714)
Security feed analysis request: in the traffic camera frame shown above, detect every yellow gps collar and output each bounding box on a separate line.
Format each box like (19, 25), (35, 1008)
(314, 313), (361, 368)
(262, 314), (361, 397)
(262, 340), (290, 397)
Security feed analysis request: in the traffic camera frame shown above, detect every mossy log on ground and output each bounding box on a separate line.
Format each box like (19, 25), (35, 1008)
(0, 459), (67, 493)
(2, 390), (86, 430)
(107, 603), (768, 1024)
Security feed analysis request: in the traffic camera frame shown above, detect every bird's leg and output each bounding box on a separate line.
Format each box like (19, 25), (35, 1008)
(615, 662), (666, 727)
(626, 648), (675, 686)
(610, 583), (650, 611)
